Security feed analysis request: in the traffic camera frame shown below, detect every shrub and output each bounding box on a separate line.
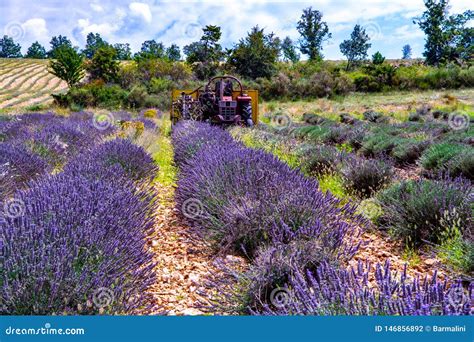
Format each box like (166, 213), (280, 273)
(171, 121), (236, 168)
(260, 261), (472, 315)
(419, 143), (468, 174)
(445, 150), (474, 180)
(341, 157), (394, 198)
(1, 170), (156, 314)
(363, 110), (383, 122)
(174, 121), (363, 258)
(297, 144), (343, 176)
(377, 177), (472, 246)
(66, 139), (158, 183)
(392, 139), (430, 164)
(0, 143), (49, 198)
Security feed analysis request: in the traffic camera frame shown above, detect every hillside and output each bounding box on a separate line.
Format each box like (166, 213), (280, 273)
(0, 58), (68, 110)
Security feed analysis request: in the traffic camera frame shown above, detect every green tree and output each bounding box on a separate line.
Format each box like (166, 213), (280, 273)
(372, 51), (385, 64)
(49, 45), (85, 87)
(297, 7), (331, 60)
(413, 0), (472, 65)
(443, 10), (473, 64)
(281, 36), (300, 63)
(166, 44), (181, 61)
(135, 40), (165, 60)
(402, 44), (412, 59)
(184, 25), (224, 79)
(83, 32), (108, 59)
(25, 41), (47, 59)
(113, 43), (132, 60)
(87, 46), (119, 83)
(339, 25), (371, 70)
(0, 35), (22, 58)
(227, 26), (280, 79)
(49, 35), (73, 58)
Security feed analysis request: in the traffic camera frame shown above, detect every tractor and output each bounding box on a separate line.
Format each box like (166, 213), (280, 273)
(171, 75), (258, 126)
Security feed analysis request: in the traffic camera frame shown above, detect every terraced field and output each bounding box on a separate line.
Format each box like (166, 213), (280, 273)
(0, 58), (68, 110)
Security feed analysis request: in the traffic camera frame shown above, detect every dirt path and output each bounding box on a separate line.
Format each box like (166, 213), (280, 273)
(143, 182), (221, 315)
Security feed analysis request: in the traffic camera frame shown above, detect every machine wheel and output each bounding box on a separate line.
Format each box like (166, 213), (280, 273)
(242, 103), (254, 126)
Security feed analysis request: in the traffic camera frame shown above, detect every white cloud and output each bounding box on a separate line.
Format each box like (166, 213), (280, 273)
(394, 24), (424, 40)
(90, 3), (103, 12)
(22, 18), (48, 40)
(129, 2), (152, 24)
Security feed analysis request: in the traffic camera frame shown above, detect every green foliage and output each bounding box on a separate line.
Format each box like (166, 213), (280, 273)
(371, 51), (385, 65)
(340, 25), (371, 70)
(184, 25), (223, 79)
(135, 40), (166, 60)
(438, 224), (473, 274)
(49, 45), (85, 87)
(83, 32), (108, 59)
(228, 26), (280, 79)
(402, 44), (412, 59)
(25, 41), (46, 59)
(378, 178), (472, 246)
(48, 35), (72, 59)
(297, 7), (331, 60)
(419, 142), (467, 172)
(87, 46), (119, 83)
(166, 44), (181, 61)
(113, 43), (132, 60)
(414, 0), (473, 65)
(281, 36), (300, 63)
(0, 35), (22, 58)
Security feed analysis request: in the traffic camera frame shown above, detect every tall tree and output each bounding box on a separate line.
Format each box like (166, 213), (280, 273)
(49, 45), (84, 87)
(414, 0), (449, 66)
(281, 36), (300, 63)
(227, 26), (281, 79)
(83, 32), (108, 59)
(135, 40), (165, 59)
(0, 35), (22, 58)
(183, 25), (223, 79)
(25, 41), (47, 59)
(443, 10), (474, 64)
(166, 44), (181, 61)
(87, 46), (119, 83)
(297, 7), (331, 60)
(372, 51), (385, 64)
(49, 35), (73, 59)
(402, 44), (412, 59)
(339, 25), (371, 70)
(113, 43), (132, 60)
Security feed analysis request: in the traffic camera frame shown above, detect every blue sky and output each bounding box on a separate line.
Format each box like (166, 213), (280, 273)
(1, 0), (472, 59)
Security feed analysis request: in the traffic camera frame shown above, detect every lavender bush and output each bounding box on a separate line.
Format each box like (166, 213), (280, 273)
(377, 177), (473, 246)
(1, 172), (157, 315)
(341, 157), (394, 198)
(259, 261), (472, 315)
(0, 143), (50, 199)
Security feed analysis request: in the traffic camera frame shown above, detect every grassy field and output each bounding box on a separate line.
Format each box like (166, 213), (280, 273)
(0, 58), (68, 111)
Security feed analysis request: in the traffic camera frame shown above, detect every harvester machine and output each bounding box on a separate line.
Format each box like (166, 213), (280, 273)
(171, 75), (258, 126)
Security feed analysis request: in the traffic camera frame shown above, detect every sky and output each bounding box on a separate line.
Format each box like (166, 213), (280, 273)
(1, 0), (472, 60)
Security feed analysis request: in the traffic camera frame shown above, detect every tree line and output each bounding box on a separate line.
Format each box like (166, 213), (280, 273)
(1, 0), (470, 85)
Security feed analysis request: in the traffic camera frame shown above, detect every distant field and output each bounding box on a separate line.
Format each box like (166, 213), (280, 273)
(0, 58), (68, 110)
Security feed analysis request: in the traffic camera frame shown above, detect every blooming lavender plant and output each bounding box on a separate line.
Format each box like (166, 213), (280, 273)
(259, 261), (473, 316)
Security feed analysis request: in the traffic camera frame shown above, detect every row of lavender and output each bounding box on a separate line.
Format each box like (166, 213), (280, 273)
(172, 121), (472, 315)
(1, 112), (158, 314)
